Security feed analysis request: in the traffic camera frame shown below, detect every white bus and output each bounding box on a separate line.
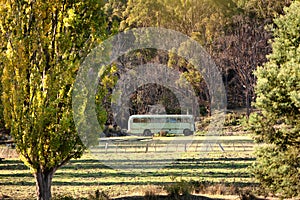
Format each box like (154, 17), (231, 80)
(128, 114), (195, 136)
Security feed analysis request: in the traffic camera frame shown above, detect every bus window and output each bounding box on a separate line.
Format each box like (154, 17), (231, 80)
(167, 118), (177, 123)
(182, 118), (191, 123)
(140, 118), (150, 123)
(133, 118), (140, 123)
(152, 118), (165, 123)
(133, 118), (150, 123)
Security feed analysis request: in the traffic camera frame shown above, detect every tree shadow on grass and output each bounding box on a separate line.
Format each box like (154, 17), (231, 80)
(0, 160), (29, 170)
(113, 194), (222, 200)
(53, 170), (250, 180)
(60, 157), (254, 171)
(0, 180), (34, 186)
(0, 172), (32, 178)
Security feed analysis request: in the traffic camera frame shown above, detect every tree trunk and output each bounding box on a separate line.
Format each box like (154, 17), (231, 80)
(34, 170), (54, 200)
(245, 88), (251, 118)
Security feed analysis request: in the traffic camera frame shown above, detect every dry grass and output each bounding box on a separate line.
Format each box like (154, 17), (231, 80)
(0, 136), (258, 200)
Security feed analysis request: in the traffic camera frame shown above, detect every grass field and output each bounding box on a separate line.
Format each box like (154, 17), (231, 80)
(0, 135), (259, 199)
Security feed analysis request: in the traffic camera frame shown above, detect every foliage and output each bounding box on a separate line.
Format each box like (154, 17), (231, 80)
(53, 190), (110, 200)
(144, 190), (159, 200)
(105, 0), (228, 117)
(210, 0), (289, 112)
(0, 0), (110, 199)
(95, 64), (119, 126)
(88, 190), (110, 200)
(242, 0), (292, 19)
(102, 0), (290, 116)
(249, 1), (300, 198)
(164, 179), (194, 199)
(224, 112), (244, 126)
(251, 145), (300, 197)
(239, 190), (259, 200)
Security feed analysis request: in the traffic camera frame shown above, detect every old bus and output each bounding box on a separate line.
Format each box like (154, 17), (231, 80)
(128, 115), (195, 136)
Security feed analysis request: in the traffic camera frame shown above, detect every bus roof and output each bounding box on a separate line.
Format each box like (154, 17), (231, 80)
(129, 114), (194, 119)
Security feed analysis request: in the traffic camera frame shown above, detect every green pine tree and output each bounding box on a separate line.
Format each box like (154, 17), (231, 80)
(249, 1), (300, 198)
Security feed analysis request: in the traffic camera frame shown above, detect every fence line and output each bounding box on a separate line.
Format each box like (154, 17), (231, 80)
(96, 138), (254, 154)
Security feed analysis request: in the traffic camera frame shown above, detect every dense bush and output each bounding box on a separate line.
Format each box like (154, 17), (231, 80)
(249, 1), (300, 198)
(251, 145), (300, 197)
(164, 179), (194, 199)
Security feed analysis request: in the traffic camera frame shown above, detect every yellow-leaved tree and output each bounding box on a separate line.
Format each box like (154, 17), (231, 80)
(0, 0), (110, 199)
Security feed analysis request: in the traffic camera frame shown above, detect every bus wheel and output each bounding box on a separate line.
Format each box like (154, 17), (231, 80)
(183, 129), (192, 136)
(143, 129), (152, 136)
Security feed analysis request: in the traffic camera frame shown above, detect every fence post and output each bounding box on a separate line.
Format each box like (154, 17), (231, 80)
(105, 142), (108, 154)
(145, 143), (149, 153)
